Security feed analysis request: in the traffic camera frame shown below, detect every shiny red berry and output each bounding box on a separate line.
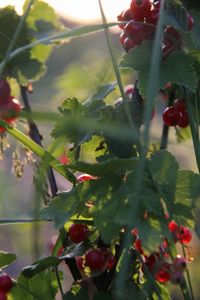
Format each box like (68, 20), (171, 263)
(155, 262), (171, 283)
(130, 0), (152, 21)
(0, 95), (20, 122)
(68, 223), (89, 243)
(124, 84), (134, 95)
(117, 10), (126, 29)
(0, 80), (11, 104)
(162, 43), (176, 59)
(187, 14), (194, 31)
(77, 174), (93, 182)
(164, 27), (182, 46)
(122, 8), (135, 22)
(174, 99), (187, 113)
(0, 274), (12, 293)
(177, 111), (189, 128)
(75, 256), (85, 273)
(97, 248), (115, 270)
(124, 22), (147, 44)
(123, 37), (136, 53)
(163, 106), (182, 126)
(85, 248), (106, 271)
(135, 237), (144, 254)
(179, 227), (192, 244)
(0, 291), (7, 300)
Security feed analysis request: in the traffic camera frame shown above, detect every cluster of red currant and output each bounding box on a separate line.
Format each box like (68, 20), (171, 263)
(133, 218), (192, 284)
(0, 274), (12, 300)
(117, 0), (194, 55)
(68, 223), (115, 273)
(0, 80), (21, 132)
(50, 173), (116, 274)
(163, 98), (189, 128)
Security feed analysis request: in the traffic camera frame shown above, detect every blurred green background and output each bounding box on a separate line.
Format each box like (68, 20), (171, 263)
(0, 12), (200, 300)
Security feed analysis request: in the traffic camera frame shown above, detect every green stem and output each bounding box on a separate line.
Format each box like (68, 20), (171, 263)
(55, 267), (65, 299)
(97, 0), (137, 132)
(0, 0), (35, 78)
(0, 219), (44, 224)
(184, 88), (200, 172)
(0, 118), (78, 184)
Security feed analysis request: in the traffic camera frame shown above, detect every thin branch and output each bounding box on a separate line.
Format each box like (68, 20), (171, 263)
(20, 85), (58, 198)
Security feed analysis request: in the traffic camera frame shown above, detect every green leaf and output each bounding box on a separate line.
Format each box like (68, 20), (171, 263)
(0, 6), (29, 57)
(9, 270), (63, 300)
(84, 82), (117, 105)
(0, 251), (17, 268)
(119, 41), (197, 98)
(24, 0), (58, 31)
(136, 214), (170, 255)
(67, 157), (138, 177)
(64, 288), (88, 300)
(93, 291), (114, 300)
(30, 43), (52, 63)
(176, 125), (192, 142)
(81, 135), (107, 159)
(12, 58), (46, 85)
(37, 187), (80, 229)
(22, 256), (61, 278)
(166, 0), (189, 31)
(148, 150), (200, 227)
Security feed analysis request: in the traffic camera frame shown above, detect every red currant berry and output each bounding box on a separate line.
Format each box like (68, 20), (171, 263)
(124, 22), (147, 44)
(123, 37), (136, 53)
(146, 6), (160, 26)
(0, 291), (7, 300)
(0, 80), (11, 104)
(59, 151), (69, 164)
(75, 256), (85, 273)
(170, 269), (184, 285)
(155, 262), (171, 283)
(85, 248), (106, 271)
(164, 27), (182, 46)
(130, 0), (152, 21)
(122, 8), (135, 22)
(162, 43), (176, 59)
(77, 174), (93, 182)
(174, 99), (187, 113)
(179, 227), (192, 244)
(135, 237), (144, 254)
(168, 220), (180, 243)
(0, 274), (12, 293)
(163, 106), (182, 126)
(68, 223), (89, 243)
(120, 32), (126, 47)
(117, 10), (126, 29)
(143, 253), (160, 275)
(187, 14), (194, 31)
(97, 248), (115, 270)
(124, 84), (134, 95)
(0, 96), (20, 122)
(173, 255), (187, 272)
(177, 111), (189, 128)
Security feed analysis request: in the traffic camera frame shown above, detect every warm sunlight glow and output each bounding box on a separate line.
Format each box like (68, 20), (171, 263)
(0, 0), (131, 23)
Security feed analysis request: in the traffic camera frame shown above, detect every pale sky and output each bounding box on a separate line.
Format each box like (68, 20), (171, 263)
(0, 0), (132, 23)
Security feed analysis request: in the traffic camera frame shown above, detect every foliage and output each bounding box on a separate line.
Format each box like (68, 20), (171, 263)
(0, 0), (200, 300)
